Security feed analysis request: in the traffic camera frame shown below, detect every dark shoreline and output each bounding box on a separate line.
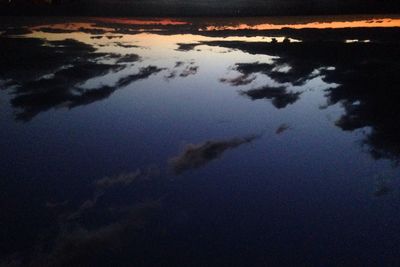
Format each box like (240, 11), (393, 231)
(1, 2), (400, 17)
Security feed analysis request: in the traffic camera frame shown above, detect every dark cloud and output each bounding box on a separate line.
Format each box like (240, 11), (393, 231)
(114, 42), (140, 48)
(13, 166), (164, 267)
(67, 167), (160, 221)
(275, 124), (290, 135)
(240, 86), (301, 109)
(373, 174), (395, 197)
(10, 62), (124, 121)
(68, 65), (163, 108)
(203, 28), (400, 163)
(94, 169), (157, 190)
(220, 74), (256, 86)
(176, 43), (199, 51)
(0, 34), (165, 121)
(36, 27), (104, 34)
(0, 37), (96, 83)
(66, 85), (118, 108)
(116, 54), (140, 63)
(374, 181), (392, 197)
(35, 201), (162, 267)
(179, 65), (198, 78)
(174, 61), (184, 68)
(105, 35), (123, 39)
(2, 183), (163, 267)
(163, 61), (198, 80)
(164, 71), (177, 80)
(116, 66), (164, 87)
(169, 135), (261, 175)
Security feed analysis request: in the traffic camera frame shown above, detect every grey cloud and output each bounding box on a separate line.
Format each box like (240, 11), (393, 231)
(114, 42), (140, 48)
(72, 168), (159, 217)
(34, 201), (161, 267)
(169, 135), (261, 175)
(174, 61), (184, 68)
(95, 168), (158, 190)
(176, 43), (199, 51)
(240, 86), (301, 109)
(220, 74), (256, 86)
(116, 65), (165, 87)
(116, 54), (140, 63)
(179, 66), (198, 77)
(275, 124), (290, 135)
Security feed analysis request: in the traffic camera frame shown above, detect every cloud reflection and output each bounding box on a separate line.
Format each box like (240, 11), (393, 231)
(220, 74), (256, 86)
(169, 135), (261, 175)
(202, 30), (400, 163)
(0, 34), (170, 121)
(240, 86), (301, 109)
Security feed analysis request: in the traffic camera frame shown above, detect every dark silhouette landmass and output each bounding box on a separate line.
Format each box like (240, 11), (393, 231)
(1, 0), (400, 16)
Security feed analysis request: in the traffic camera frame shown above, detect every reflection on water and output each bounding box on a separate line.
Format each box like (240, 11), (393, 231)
(1, 16), (400, 266)
(169, 135), (261, 175)
(202, 17), (400, 31)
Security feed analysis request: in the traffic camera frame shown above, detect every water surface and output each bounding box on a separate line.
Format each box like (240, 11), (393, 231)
(1, 16), (400, 267)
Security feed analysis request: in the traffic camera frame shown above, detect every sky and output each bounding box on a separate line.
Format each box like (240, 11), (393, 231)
(1, 0), (400, 16)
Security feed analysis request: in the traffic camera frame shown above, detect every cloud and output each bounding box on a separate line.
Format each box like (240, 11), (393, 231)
(164, 61), (198, 80)
(34, 201), (162, 267)
(174, 61), (184, 68)
(373, 174), (396, 197)
(116, 54), (140, 63)
(275, 124), (290, 135)
(31, 166), (163, 267)
(116, 66), (164, 87)
(36, 26), (108, 35)
(240, 86), (301, 109)
(164, 71), (177, 80)
(176, 43), (199, 51)
(169, 135), (261, 175)
(10, 61), (124, 120)
(94, 169), (157, 190)
(220, 74), (256, 86)
(179, 66), (198, 77)
(0, 37), (142, 120)
(114, 42), (140, 48)
(0, 34), (160, 121)
(67, 167), (160, 220)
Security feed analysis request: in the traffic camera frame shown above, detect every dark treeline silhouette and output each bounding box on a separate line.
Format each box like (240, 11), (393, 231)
(1, 0), (400, 16)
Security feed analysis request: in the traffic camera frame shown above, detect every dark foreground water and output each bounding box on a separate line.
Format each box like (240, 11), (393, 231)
(1, 16), (400, 267)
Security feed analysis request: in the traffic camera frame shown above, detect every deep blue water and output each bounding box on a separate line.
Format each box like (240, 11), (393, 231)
(1, 16), (400, 267)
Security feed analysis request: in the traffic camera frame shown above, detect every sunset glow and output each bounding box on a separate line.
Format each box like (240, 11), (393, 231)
(202, 18), (400, 31)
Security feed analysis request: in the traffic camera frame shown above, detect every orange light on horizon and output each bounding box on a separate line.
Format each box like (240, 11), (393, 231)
(202, 18), (400, 31)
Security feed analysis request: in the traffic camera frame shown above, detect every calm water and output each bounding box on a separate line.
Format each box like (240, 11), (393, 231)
(1, 16), (400, 266)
